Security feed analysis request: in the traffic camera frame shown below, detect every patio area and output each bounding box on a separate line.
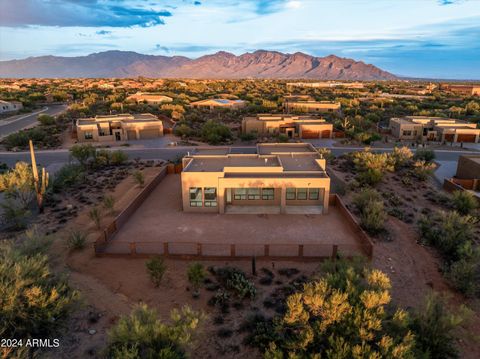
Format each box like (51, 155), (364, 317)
(103, 175), (366, 258)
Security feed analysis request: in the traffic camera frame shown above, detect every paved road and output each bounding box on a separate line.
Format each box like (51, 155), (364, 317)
(0, 104), (68, 139)
(0, 146), (477, 168)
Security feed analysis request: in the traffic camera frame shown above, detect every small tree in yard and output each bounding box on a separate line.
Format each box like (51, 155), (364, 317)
(452, 190), (478, 215)
(351, 150), (393, 185)
(105, 304), (202, 359)
(146, 256), (166, 287)
(353, 188), (386, 235)
(187, 263), (206, 297)
(133, 170), (145, 187)
(200, 120), (232, 144)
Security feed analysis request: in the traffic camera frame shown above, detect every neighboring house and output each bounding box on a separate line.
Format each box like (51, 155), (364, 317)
(440, 84), (480, 97)
(76, 113), (163, 142)
(190, 99), (246, 110)
(389, 116), (480, 143)
(0, 100), (23, 114)
(283, 98), (341, 113)
(242, 114), (333, 139)
(286, 82), (364, 89)
(126, 92), (173, 105)
(181, 143), (330, 214)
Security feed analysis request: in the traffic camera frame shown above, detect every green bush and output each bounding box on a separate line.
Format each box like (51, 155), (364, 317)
(239, 132), (257, 141)
(187, 263), (206, 295)
(390, 146), (413, 169)
(89, 207), (102, 229)
(452, 190), (478, 215)
(133, 170), (145, 187)
(37, 114), (56, 126)
(0, 199), (30, 230)
(212, 266), (256, 299)
(2, 128), (48, 149)
(351, 150), (393, 185)
(51, 164), (85, 192)
(0, 242), (79, 357)
(174, 123), (194, 138)
(412, 160), (435, 180)
(110, 150), (128, 165)
(105, 304), (202, 359)
(200, 120), (232, 144)
(70, 144), (96, 167)
(353, 188), (386, 235)
(414, 148), (435, 162)
(67, 230), (87, 250)
(277, 133), (289, 142)
(0, 161), (35, 208)
(103, 195), (116, 215)
(146, 256), (167, 287)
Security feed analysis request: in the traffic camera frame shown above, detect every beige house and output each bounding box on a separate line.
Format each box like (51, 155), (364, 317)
(389, 116), (480, 143)
(0, 100), (23, 114)
(181, 143), (330, 215)
(440, 84), (480, 97)
(76, 113), (163, 142)
(284, 98), (341, 113)
(126, 92), (173, 105)
(190, 99), (246, 110)
(242, 114), (333, 139)
(286, 82), (364, 89)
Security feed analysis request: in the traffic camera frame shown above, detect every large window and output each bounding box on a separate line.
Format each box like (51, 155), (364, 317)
(309, 188), (320, 200)
(297, 188), (308, 200)
(189, 187), (202, 207)
(248, 188), (261, 200)
(403, 130), (412, 136)
(204, 187), (217, 207)
(84, 132), (93, 140)
(286, 188), (296, 200)
(262, 188), (274, 200)
(234, 188), (247, 200)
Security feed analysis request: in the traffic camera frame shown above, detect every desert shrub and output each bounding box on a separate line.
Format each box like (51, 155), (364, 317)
(146, 256), (166, 287)
(187, 262), (206, 296)
(70, 144), (96, 167)
(110, 150), (128, 165)
(277, 133), (289, 142)
(67, 230), (87, 250)
(174, 123), (194, 138)
(2, 128), (48, 149)
(414, 148), (435, 162)
(261, 259), (415, 358)
(103, 195), (116, 215)
(133, 170), (145, 187)
(390, 146), (413, 169)
(239, 132), (257, 141)
(353, 188), (386, 235)
(451, 190), (478, 215)
(0, 199), (30, 230)
(351, 149), (394, 185)
(0, 242), (79, 358)
(412, 160), (435, 180)
(105, 304), (202, 359)
(211, 266), (256, 299)
(410, 293), (470, 359)
(88, 207), (102, 229)
(354, 131), (381, 144)
(37, 114), (56, 126)
(201, 120), (232, 144)
(51, 163), (85, 192)
(16, 226), (53, 257)
(317, 147), (334, 161)
(94, 149), (111, 166)
(0, 161), (35, 208)
(446, 257), (480, 296)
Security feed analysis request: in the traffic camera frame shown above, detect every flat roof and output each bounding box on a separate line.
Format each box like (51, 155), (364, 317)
(257, 143), (317, 155)
(279, 154), (322, 172)
(184, 155), (281, 172)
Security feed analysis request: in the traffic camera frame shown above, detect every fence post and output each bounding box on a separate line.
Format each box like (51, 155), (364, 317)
(197, 243), (202, 256)
(129, 242), (137, 255)
(264, 244), (269, 257)
(331, 245), (338, 260)
(163, 243), (169, 256)
(230, 244), (235, 257)
(298, 244), (304, 257)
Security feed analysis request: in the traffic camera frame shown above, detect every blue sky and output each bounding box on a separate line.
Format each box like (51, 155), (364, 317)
(1, 0), (479, 79)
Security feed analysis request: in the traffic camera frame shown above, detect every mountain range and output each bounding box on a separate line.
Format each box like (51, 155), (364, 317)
(0, 50), (397, 80)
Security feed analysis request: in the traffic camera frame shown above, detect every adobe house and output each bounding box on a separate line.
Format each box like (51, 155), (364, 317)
(283, 98), (341, 114)
(242, 114), (333, 139)
(126, 92), (173, 105)
(75, 113), (164, 142)
(389, 116), (480, 143)
(190, 99), (246, 110)
(181, 143), (330, 214)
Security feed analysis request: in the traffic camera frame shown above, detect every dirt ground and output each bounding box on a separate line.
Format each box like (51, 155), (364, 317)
(39, 163), (480, 358)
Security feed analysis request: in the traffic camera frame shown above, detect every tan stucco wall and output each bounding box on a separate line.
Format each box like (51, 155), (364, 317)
(456, 156), (480, 179)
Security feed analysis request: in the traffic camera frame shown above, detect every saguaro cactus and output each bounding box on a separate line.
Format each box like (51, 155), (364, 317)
(29, 140), (49, 213)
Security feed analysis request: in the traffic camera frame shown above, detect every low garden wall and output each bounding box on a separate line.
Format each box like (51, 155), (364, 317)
(443, 178), (480, 204)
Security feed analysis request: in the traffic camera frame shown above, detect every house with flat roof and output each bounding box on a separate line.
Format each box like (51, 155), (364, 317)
(242, 114), (333, 139)
(190, 99), (247, 110)
(126, 92), (173, 105)
(0, 100), (23, 114)
(389, 116), (479, 143)
(181, 143), (330, 215)
(75, 113), (163, 142)
(283, 98), (341, 114)
(440, 84), (480, 97)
